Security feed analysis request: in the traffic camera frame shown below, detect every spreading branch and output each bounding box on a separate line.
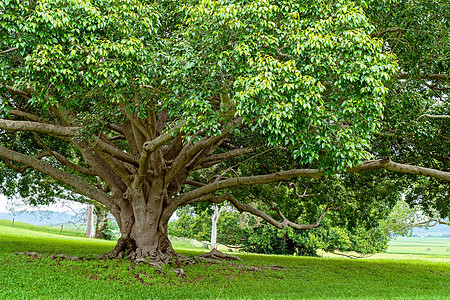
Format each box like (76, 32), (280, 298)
(1, 47), (18, 54)
(394, 73), (449, 82)
(3, 85), (32, 99)
(106, 123), (125, 135)
(32, 132), (97, 176)
(93, 138), (138, 166)
(396, 218), (450, 232)
(184, 180), (207, 188)
(172, 157), (450, 207)
(380, 159), (450, 181)
(8, 109), (44, 123)
(2, 151), (52, 173)
(0, 145), (112, 206)
(413, 218), (450, 228)
(0, 119), (78, 137)
(418, 114), (450, 121)
(166, 118), (242, 183)
(199, 147), (253, 167)
(72, 140), (128, 194)
(122, 106), (151, 141)
(187, 193), (337, 230)
(132, 124), (183, 190)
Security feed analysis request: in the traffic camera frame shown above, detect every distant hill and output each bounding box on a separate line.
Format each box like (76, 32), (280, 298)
(0, 210), (77, 226)
(413, 224), (450, 237)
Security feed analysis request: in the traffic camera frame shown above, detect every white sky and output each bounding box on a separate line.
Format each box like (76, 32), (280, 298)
(0, 194), (15, 213)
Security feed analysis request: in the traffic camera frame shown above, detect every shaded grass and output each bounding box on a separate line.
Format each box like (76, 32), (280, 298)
(1, 224), (450, 299)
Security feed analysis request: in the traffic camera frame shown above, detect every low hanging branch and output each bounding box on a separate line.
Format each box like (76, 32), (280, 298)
(192, 193), (337, 230)
(0, 145), (112, 206)
(399, 218), (450, 231)
(173, 157), (450, 207)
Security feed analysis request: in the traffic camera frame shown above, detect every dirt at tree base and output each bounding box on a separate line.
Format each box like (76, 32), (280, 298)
(13, 249), (284, 275)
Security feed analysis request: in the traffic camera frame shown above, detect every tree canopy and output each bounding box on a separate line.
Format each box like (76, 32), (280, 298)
(0, 0), (448, 262)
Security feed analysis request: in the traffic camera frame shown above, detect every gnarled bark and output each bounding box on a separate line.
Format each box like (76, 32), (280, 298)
(99, 183), (178, 263)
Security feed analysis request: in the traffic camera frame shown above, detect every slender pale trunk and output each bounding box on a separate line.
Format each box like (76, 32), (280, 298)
(85, 204), (95, 238)
(211, 205), (221, 250)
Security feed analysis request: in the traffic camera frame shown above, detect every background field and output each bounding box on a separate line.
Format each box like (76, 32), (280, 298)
(387, 237), (450, 257)
(1, 220), (449, 299)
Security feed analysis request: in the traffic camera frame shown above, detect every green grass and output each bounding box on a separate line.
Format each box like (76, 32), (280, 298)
(320, 236), (450, 261)
(387, 236), (450, 257)
(1, 223), (450, 299)
(0, 219), (86, 238)
(49, 222), (88, 232)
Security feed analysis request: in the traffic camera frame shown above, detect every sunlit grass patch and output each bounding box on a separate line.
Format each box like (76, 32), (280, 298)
(387, 236), (450, 256)
(0, 224), (115, 256)
(0, 219), (85, 237)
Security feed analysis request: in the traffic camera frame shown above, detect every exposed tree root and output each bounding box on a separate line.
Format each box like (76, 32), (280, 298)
(173, 268), (187, 278)
(198, 249), (241, 263)
(133, 252), (196, 269)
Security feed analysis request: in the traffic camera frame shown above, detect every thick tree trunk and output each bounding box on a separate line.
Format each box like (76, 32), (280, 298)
(105, 220), (175, 262)
(102, 214), (176, 262)
(101, 182), (178, 263)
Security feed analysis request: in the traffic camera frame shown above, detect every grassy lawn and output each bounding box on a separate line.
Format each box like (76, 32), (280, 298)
(1, 221), (450, 299)
(386, 236), (450, 257)
(320, 236), (450, 261)
(0, 219), (86, 238)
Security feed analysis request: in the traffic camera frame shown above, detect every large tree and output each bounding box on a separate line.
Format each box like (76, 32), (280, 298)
(1, 0), (449, 262)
